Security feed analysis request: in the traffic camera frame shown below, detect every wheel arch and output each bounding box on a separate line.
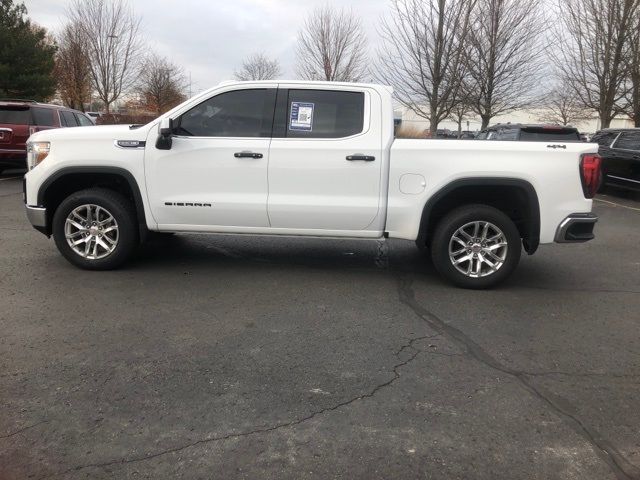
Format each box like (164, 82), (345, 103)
(37, 166), (147, 237)
(416, 177), (541, 254)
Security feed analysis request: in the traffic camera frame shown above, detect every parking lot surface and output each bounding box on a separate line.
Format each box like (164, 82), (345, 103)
(1, 173), (639, 480)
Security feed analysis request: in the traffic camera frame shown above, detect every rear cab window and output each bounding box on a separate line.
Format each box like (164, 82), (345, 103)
(519, 127), (580, 142)
(283, 89), (365, 139)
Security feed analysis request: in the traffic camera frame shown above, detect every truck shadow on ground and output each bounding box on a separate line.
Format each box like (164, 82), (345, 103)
(127, 233), (598, 293)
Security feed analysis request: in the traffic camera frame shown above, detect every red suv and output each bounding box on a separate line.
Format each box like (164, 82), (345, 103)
(0, 100), (94, 174)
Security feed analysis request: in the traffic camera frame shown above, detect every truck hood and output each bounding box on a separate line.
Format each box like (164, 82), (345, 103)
(29, 124), (155, 143)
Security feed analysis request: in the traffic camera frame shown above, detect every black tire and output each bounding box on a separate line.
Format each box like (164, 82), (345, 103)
(430, 204), (521, 289)
(52, 188), (138, 270)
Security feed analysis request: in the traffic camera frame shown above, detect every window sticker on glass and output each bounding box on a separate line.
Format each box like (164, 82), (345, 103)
(289, 102), (314, 131)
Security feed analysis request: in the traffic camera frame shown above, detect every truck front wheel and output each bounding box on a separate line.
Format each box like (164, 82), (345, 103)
(430, 204), (521, 289)
(52, 188), (138, 270)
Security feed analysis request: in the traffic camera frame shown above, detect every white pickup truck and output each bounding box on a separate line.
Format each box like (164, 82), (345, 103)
(23, 81), (601, 288)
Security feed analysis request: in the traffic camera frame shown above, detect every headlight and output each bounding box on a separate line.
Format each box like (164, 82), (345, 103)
(27, 141), (50, 170)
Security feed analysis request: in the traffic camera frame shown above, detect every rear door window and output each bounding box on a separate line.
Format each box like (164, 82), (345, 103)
(0, 107), (31, 124)
(32, 107), (56, 126)
(612, 131), (640, 151)
(285, 89), (365, 139)
(75, 113), (93, 126)
(60, 110), (79, 127)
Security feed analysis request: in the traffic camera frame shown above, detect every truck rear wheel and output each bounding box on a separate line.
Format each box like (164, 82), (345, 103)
(430, 204), (521, 289)
(52, 188), (138, 270)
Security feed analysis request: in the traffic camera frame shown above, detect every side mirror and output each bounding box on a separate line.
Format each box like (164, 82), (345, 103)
(156, 117), (174, 150)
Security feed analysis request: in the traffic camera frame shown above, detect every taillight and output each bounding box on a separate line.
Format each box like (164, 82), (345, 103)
(29, 126), (41, 136)
(580, 153), (601, 199)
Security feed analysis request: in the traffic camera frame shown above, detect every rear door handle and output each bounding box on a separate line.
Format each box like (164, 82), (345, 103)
(234, 151), (263, 159)
(346, 154), (375, 161)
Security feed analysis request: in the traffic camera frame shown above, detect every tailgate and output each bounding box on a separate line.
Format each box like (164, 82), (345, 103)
(0, 105), (31, 149)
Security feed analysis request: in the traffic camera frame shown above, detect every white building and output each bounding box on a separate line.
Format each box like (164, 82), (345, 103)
(398, 107), (635, 135)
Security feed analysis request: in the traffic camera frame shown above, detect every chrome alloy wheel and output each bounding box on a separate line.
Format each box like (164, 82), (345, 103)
(448, 220), (508, 278)
(64, 204), (119, 260)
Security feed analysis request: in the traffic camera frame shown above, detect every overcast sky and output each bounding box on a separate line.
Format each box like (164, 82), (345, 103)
(23, 0), (389, 94)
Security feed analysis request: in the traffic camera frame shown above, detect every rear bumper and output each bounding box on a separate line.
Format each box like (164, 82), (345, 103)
(554, 213), (598, 243)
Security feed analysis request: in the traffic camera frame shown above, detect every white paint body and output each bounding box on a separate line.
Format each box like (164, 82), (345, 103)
(25, 81), (597, 244)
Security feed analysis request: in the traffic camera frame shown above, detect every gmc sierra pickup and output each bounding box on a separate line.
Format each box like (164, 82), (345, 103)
(23, 81), (601, 288)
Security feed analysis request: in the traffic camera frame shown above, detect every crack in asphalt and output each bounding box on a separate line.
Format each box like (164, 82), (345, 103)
(38, 334), (437, 479)
(374, 238), (389, 268)
(0, 420), (48, 439)
(397, 274), (640, 480)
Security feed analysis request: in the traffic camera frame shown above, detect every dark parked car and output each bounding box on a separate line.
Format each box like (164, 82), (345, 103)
(591, 128), (640, 191)
(476, 123), (582, 142)
(458, 130), (476, 139)
(0, 100), (93, 174)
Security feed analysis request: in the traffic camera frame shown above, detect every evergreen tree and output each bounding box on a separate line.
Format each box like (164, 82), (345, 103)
(0, 0), (56, 100)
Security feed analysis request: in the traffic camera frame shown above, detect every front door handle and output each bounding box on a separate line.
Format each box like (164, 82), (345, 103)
(234, 151), (263, 159)
(346, 154), (375, 161)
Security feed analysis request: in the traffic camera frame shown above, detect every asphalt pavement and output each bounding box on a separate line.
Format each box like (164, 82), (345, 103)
(1, 172), (639, 480)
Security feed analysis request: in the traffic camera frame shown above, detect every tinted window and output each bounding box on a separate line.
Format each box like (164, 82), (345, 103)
(0, 107), (30, 124)
(519, 128), (580, 141)
(613, 131), (640, 151)
(176, 89), (275, 137)
(60, 110), (79, 127)
(286, 90), (364, 138)
(75, 113), (93, 126)
(32, 107), (56, 126)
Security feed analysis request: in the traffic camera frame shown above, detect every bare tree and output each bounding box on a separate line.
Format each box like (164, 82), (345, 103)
(375, 0), (475, 135)
(538, 86), (591, 126)
(447, 86), (477, 136)
(465, 0), (546, 129)
(68, 0), (142, 114)
(295, 6), (368, 82)
(234, 53), (282, 81)
(624, 9), (640, 126)
(556, 0), (639, 129)
(55, 21), (91, 111)
(136, 53), (187, 116)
